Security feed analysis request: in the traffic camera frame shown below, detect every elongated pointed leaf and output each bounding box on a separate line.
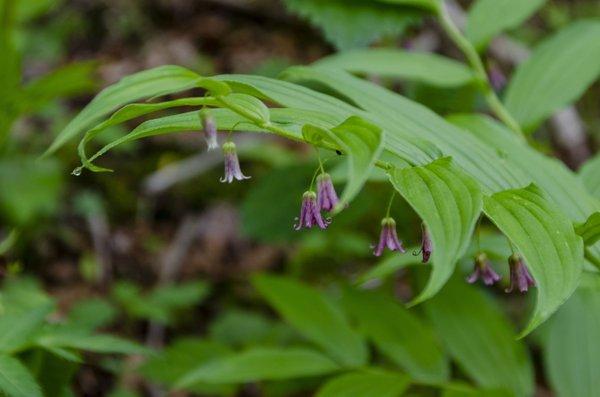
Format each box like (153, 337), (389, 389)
(46, 65), (202, 155)
(483, 184), (583, 335)
(466, 0), (546, 50)
(176, 347), (340, 386)
(315, 49), (474, 87)
(252, 275), (367, 367)
(424, 278), (534, 397)
(0, 355), (42, 397)
(341, 288), (449, 383)
(390, 157), (483, 304)
(543, 274), (600, 397)
(316, 369), (410, 397)
(504, 21), (600, 130)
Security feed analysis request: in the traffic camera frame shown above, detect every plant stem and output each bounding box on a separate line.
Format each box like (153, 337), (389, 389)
(437, 1), (525, 140)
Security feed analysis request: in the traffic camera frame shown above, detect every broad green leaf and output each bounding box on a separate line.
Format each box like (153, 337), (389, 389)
(46, 65), (202, 155)
(390, 157), (483, 304)
(579, 153), (600, 199)
(483, 184), (583, 335)
(575, 212), (600, 247)
(0, 355), (42, 397)
(424, 278), (534, 396)
(466, 0), (546, 50)
(448, 114), (600, 265)
(276, 66), (527, 191)
(217, 93), (270, 124)
(504, 20), (600, 130)
(175, 347), (340, 386)
(543, 274), (600, 397)
(316, 369), (410, 397)
(0, 304), (52, 353)
(282, 0), (422, 50)
(140, 338), (234, 395)
(342, 288), (449, 383)
(305, 116), (384, 212)
(316, 49), (475, 87)
(252, 274), (367, 367)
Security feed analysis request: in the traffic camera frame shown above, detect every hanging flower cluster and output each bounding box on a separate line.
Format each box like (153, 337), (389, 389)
(204, 116), (535, 294)
(467, 251), (535, 293)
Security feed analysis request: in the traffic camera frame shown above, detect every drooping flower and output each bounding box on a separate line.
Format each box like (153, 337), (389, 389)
(294, 191), (331, 230)
(220, 141), (250, 183)
(200, 110), (218, 150)
(420, 224), (432, 263)
(316, 173), (340, 212)
(467, 252), (501, 286)
(373, 217), (406, 257)
(505, 253), (535, 293)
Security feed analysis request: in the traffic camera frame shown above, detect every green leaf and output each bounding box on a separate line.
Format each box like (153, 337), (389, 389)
(316, 49), (475, 87)
(36, 332), (149, 355)
(306, 116), (384, 212)
(0, 157), (63, 226)
(466, 0), (546, 50)
(111, 281), (209, 325)
(424, 278), (534, 396)
(579, 153), (600, 199)
(208, 309), (296, 348)
(140, 338), (234, 395)
(0, 355), (42, 397)
(315, 369), (410, 397)
(276, 66), (526, 190)
(390, 157), (483, 304)
(21, 61), (97, 114)
(341, 288), (449, 383)
(217, 93), (270, 124)
(46, 65), (201, 155)
(175, 347), (340, 386)
(483, 184), (583, 335)
(67, 298), (117, 331)
(0, 304), (52, 353)
(282, 0), (422, 50)
(504, 20), (600, 130)
(543, 274), (600, 397)
(252, 274), (368, 367)
(575, 212), (600, 247)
